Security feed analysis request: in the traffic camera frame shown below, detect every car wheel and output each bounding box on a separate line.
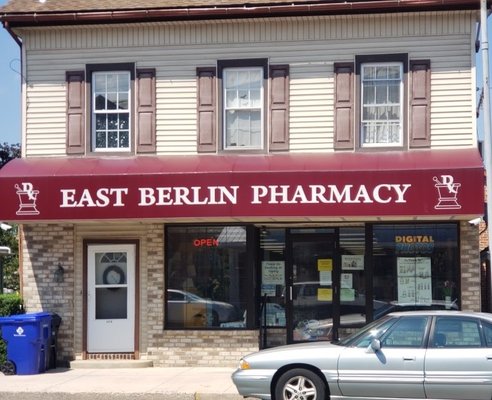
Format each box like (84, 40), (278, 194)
(275, 368), (325, 400)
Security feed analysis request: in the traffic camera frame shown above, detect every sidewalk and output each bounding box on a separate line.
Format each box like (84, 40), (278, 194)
(0, 367), (243, 399)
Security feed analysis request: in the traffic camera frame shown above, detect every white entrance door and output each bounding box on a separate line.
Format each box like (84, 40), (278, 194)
(87, 244), (135, 353)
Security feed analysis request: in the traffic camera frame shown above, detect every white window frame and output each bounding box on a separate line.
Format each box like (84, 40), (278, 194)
(360, 62), (403, 147)
(222, 67), (264, 151)
(92, 71), (131, 152)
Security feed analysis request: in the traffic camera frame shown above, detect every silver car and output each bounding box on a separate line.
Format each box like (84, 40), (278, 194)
(232, 311), (492, 400)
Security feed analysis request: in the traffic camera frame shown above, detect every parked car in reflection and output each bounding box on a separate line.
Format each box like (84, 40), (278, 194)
(233, 311), (492, 400)
(293, 299), (459, 341)
(167, 289), (241, 327)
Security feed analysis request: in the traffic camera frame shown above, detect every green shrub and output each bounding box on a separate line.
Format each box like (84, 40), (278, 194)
(0, 294), (24, 368)
(0, 293), (24, 317)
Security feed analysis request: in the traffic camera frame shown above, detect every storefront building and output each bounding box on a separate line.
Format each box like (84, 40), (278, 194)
(0, 0), (486, 367)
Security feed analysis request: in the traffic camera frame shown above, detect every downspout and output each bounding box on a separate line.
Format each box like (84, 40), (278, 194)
(2, 21), (25, 157)
(480, 0), (492, 311)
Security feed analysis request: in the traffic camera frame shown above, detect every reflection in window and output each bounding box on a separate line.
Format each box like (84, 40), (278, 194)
(434, 317), (482, 348)
(166, 226), (246, 329)
(381, 317), (428, 348)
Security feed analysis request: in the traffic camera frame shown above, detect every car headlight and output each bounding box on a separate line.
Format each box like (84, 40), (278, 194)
(238, 358), (250, 370)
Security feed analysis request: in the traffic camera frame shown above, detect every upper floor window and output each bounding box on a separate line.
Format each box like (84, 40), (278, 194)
(66, 63), (156, 156)
(334, 54), (430, 150)
(360, 62), (403, 147)
(92, 71), (131, 151)
(223, 67), (263, 150)
(197, 59), (289, 153)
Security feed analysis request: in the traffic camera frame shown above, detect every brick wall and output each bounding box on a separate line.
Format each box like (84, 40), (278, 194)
(146, 330), (258, 367)
(143, 226), (259, 367)
(21, 223), (75, 366)
(460, 221), (481, 312)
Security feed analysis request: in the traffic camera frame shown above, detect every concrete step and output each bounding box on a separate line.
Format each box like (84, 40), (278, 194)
(70, 359), (153, 369)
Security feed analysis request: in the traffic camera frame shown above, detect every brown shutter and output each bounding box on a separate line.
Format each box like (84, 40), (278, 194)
(269, 64), (289, 151)
(136, 68), (156, 153)
(410, 60), (431, 148)
(197, 67), (216, 153)
(334, 63), (354, 150)
(66, 71), (85, 155)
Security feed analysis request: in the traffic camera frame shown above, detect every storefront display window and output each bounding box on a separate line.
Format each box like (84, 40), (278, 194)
(373, 224), (459, 313)
(166, 226), (248, 329)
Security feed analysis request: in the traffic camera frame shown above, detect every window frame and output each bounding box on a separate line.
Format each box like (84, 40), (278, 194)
(355, 54), (408, 150)
(164, 224), (256, 330)
(86, 63), (135, 155)
(217, 59), (268, 153)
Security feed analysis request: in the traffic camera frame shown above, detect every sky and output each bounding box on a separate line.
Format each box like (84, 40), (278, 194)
(0, 0), (20, 145)
(0, 3), (491, 145)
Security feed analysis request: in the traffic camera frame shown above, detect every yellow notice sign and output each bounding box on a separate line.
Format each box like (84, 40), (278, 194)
(317, 288), (333, 302)
(318, 259), (333, 271)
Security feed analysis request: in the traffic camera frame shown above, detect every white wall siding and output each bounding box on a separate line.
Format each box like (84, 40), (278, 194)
(17, 11), (477, 156)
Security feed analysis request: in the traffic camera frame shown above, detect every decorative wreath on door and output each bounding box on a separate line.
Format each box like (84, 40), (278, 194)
(102, 264), (126, 285)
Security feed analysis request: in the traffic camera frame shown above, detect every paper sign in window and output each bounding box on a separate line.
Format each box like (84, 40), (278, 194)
(342, 254), (364, 270)
(341, 273), (353, 289)
(318, 259), (332, 271)
(262, 261), (285, 285)
(317, 288), (332, 301)
(341, 288), (355, 301)
(319, 271), (332, 285)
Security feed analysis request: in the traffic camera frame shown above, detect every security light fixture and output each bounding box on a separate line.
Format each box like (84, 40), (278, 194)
(0, 246), (11, 255)
(0, 223), (12, 231)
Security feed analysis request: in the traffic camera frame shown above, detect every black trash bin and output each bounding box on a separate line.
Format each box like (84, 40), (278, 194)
(48, 313), (61, 369)
(0, 312), (52, 375)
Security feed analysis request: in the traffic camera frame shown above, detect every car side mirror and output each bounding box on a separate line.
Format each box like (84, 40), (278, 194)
(369, 338), (381, 353)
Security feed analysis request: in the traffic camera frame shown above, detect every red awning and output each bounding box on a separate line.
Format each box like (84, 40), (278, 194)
(0, 149), (484, 222)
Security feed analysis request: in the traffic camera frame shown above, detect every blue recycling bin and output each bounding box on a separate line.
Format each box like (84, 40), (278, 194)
(0, 312), (52, 375)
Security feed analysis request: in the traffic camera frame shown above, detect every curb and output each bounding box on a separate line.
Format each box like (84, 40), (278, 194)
(0, 393), (244, 400)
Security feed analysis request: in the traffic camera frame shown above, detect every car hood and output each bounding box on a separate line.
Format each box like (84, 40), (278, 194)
(243, 341), (343, 367)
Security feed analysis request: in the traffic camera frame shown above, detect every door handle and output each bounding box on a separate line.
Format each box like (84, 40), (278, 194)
(403, 356), (416, 361)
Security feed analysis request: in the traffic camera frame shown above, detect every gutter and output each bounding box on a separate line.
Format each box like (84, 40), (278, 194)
(2, 21), (21, 47)
(0, 0), (483, 27)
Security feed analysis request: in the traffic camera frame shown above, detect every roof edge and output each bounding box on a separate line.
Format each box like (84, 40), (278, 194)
(0, 0), (483, 27)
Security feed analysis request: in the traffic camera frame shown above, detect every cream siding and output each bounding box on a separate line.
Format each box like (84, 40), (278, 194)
(15, 11), (477, 156)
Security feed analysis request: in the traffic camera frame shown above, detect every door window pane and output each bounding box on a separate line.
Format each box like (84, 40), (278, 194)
(340, 227), (368, 335)
(166, 226), (247, 329)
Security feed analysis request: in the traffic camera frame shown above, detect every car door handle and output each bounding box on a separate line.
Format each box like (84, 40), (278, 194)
(403, 356), (416, 361)
(486, 355), (492, 360)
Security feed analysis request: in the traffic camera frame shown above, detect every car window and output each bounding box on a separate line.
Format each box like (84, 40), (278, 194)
(433, 317), (482, 348)
(381, 317), (428, 348)
(483, 321), (492, 347)
(349, 317), (397, 348)
(168, 291), (184, 301)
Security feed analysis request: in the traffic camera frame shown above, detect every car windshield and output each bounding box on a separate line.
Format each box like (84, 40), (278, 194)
(336, 315), (397, 347)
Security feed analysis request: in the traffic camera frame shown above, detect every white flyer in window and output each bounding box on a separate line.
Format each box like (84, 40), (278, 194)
(262, 261), (285, 285)
(342, 255), (364, 270)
